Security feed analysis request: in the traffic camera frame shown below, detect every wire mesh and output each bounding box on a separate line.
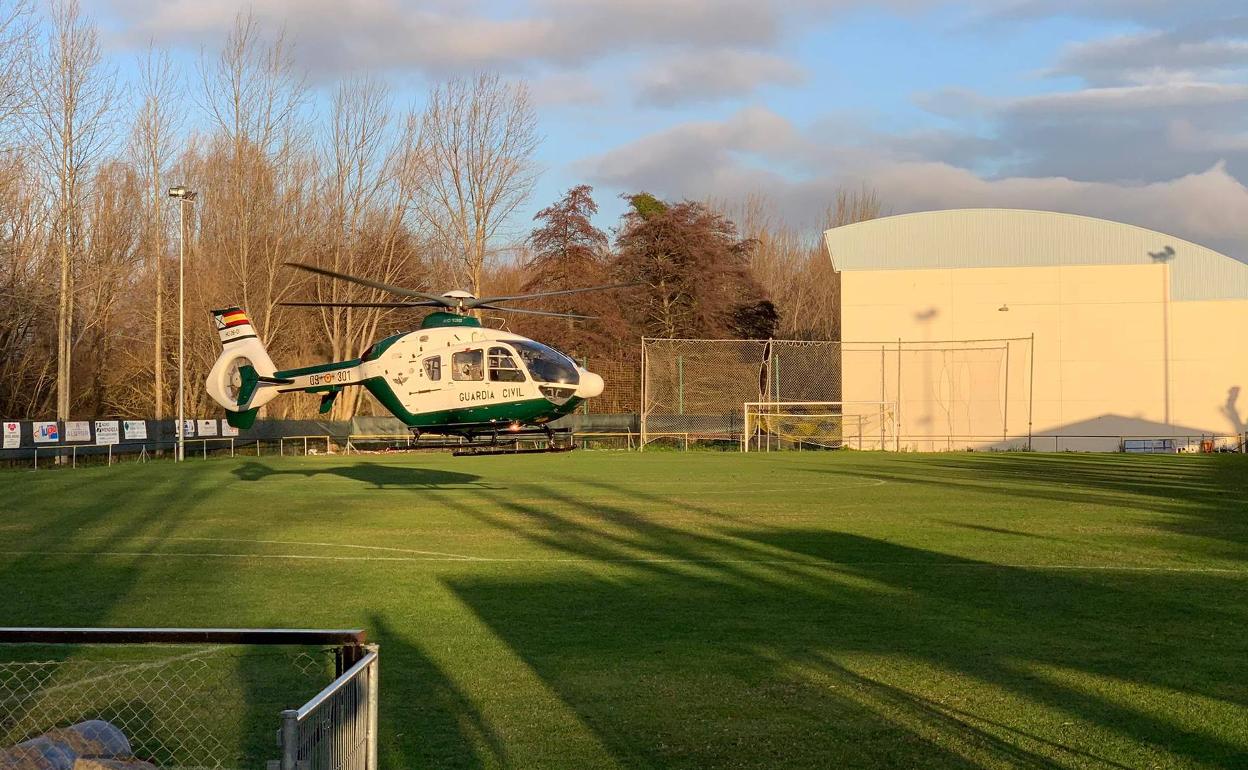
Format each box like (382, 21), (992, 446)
(0, 645), (337, 769)
(745, 402), (897, 451)
(643, 337), (1033, 450)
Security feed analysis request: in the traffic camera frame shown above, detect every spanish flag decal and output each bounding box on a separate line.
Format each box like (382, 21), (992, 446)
(219, 309), (250, 329)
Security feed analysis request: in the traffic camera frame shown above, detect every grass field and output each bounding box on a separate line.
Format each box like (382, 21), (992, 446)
(1, 450), (1247, 769)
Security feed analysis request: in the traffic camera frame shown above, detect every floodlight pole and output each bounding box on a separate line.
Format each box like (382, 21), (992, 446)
(168, 186), (197, 462)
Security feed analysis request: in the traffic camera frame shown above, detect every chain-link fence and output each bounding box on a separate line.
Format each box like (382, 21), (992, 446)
(743, 401), (899, 452)
(642, 337), (1034, 450)
(0, 629), (373, 770)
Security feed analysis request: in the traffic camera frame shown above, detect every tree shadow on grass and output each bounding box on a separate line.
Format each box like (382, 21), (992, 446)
(837, 453), (1248, 556)
(439, 482), (1248, 769)
(366, 614), (506, 770)
(230, 461), (488, 489)
(0, 463), (236, 753)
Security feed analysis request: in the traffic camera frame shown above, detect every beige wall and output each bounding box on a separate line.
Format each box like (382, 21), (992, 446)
(840, 263), (1248, 450)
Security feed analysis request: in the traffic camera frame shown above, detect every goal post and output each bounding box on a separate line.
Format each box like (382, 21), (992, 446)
(742, 401), (899, 452)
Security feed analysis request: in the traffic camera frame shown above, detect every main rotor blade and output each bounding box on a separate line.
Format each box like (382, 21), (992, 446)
(476, 304), (595, 320)
(285, 262), (452, 306)
(470, 282), (640, 307)
(280, 301), (442, 309)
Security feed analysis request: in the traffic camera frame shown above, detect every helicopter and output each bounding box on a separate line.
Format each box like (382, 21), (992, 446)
(205, 262), (629, 450)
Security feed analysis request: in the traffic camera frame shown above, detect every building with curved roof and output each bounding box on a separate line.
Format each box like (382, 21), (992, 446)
(825, 209), (1248, 451)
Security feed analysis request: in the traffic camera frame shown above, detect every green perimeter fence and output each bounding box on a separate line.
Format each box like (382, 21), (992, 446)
(0, 414), (644, 469)
(0, 628), (377, 770)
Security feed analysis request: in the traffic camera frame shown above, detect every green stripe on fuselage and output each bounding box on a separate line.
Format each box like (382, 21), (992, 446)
(275, 358), (360, 378)
(363, 375), (580, 429)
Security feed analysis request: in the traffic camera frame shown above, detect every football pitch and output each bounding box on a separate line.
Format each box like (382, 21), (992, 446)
(1, 451), (1246, 769)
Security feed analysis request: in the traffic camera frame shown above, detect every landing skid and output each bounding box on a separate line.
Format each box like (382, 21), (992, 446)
(405, 425), (576, 456)
(452, 442), (577, 457)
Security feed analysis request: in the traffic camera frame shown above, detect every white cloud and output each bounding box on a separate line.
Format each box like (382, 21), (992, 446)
(634, 50), (806, 107)
(530, 73), (606, 107)
(581, 107), (1248, 259)
(97, 0), (796, 77)
(863, 161), (1248, 258)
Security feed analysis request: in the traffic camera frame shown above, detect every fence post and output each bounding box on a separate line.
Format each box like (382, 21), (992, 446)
(367, 650), (379, 770)
(279, 709), (299, 770)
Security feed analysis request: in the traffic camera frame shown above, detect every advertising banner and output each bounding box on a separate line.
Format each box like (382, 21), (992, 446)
(95, 421), (120, 446)
(220, 421), (239, 437)
(180, 420), (196, 438)
(197, 419), (218, 437)
(123, 420), (147, 440)
(2, 422), (18, 449)
(34, 422), (59, 443)
(65, 421), (91, 442)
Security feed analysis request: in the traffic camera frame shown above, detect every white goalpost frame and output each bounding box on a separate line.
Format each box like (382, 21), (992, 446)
(742, 400), (900, 453)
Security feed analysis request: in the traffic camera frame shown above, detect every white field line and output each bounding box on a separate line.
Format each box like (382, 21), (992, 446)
(516, 477), (890, 492)
(168, 536), (484, 561)
(0, 549), (1243, 573)
(9, 645), (229, 698)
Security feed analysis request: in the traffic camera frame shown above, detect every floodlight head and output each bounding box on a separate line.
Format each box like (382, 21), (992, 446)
(167, 185), (198, 201)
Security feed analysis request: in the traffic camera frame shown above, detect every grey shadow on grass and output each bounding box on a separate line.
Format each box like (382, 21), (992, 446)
(0, 462), (240, 754)
(431, 476), (1248, 768)
(365, 614), (506, 770)
(845, 453), (1248, 556)
(231, 461), (489, 489)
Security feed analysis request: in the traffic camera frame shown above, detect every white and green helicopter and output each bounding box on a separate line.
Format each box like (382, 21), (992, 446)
(205, 263), (627, 449)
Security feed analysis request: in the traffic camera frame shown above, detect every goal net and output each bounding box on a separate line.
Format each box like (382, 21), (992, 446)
(743, 401), (898, 452)
(642, 337), (1033, 451)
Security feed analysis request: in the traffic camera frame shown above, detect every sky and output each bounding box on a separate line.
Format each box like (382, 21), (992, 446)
(86, 0), (1248, 260)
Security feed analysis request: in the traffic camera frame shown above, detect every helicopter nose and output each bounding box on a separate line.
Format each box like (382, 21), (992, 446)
(576, 369), (604, 399)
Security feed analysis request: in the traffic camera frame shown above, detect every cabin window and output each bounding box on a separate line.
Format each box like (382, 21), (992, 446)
(452, 350), (484, 381)
(423, 356), (441, 381)
(488, 347), (525, 382)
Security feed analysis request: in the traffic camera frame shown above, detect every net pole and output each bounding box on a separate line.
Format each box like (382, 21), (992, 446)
(896, 339), (902, 452)
(1028, 333), (1035, 451)
(1003, 341), (1011, 443)
(640, 339), (647, 451)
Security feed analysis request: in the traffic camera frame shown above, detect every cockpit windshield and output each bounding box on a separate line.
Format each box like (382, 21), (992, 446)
(511, 340), (580, 385)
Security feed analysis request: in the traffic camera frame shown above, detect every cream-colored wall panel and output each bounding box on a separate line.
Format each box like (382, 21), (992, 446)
(1058, 264), (1164, 304)
(1171, 300), (1248, 361)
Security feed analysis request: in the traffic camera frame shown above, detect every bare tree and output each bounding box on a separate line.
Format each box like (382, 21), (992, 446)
(0, 0), (32, 135)
(312, 76), (413, 419)
(410, 73), (539, 295)
(28, 0), (118, 422)
(130, 44), (180, 421)
(199, 11), (308, 341)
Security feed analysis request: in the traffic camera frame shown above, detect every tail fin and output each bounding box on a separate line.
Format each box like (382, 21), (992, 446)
(205, 307), (282, 427)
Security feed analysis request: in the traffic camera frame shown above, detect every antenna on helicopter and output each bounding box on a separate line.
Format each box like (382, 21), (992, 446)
(278, 262), (635, 320)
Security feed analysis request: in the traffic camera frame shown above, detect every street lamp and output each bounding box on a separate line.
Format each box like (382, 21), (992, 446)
(168, 185), (197, 462)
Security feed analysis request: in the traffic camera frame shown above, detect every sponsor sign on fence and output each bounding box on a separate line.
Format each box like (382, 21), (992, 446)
(95, 421), (119, 446)
(34, 422), (58, 443)
(180, 420), (196, 438)
(197, 419), (218, 437)
(2, 422), (18, 449)
(123, 420), (147, 440)
(65, 421), (91, 442)
(221, 421), (239, 437)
